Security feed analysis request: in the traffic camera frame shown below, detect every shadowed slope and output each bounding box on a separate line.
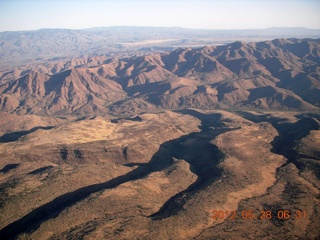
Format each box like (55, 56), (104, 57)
(0, 110), (231, 239)
(1, 38), (319, 116)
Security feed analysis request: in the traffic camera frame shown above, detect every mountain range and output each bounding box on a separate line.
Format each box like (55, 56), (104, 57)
(1, 27), (320, 66)
(0, 35), (319, 239)
(0, 38), (319, 117)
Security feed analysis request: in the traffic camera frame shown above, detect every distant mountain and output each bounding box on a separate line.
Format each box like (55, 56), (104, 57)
(0, 38), (319, 116)
(1, 27), (320, 66)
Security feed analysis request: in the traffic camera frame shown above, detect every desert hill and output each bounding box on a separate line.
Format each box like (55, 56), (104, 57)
(0, 109), (319, 239)
(0, 38), (319, 116)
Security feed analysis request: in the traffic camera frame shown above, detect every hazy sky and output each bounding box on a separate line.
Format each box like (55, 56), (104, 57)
(0, 0), (319, 32)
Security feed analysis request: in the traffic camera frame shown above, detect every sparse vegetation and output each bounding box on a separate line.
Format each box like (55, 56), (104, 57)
(0, 36), (319, 239)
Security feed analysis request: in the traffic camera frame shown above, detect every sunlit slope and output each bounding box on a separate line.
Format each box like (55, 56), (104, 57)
(0, 110), (319, 239)
(0, 38), (319, 116)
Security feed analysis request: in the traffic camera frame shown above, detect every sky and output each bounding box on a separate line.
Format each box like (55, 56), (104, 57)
(0, 0), (319, 32)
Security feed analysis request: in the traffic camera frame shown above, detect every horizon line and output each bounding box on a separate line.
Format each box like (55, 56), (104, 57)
(1, 26), (320, 33)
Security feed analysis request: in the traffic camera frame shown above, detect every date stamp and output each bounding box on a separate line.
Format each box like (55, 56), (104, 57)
(212, 209), (307, 220)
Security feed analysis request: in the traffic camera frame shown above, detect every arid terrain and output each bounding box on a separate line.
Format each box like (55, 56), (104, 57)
(1, 27), (320, 67)
(0, 35), (319, 239)
(1, 38), (319, 116)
